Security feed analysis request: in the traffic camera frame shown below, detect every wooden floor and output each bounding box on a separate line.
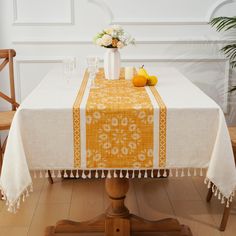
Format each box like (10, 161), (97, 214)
(0, 176), (235, 236)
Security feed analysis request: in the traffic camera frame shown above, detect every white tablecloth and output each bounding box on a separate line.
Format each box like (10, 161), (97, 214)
(0, 66), (235, 212)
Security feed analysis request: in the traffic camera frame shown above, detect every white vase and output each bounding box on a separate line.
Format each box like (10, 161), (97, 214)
(104, 48), (120, 80)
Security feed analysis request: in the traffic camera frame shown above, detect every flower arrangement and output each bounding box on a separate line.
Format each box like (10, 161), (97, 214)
(93, 25), (135, 49)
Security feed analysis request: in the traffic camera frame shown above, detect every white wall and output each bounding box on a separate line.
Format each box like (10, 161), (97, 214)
(0, 0), (236, 123)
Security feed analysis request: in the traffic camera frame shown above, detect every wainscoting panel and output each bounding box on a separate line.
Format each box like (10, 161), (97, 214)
(0, 0), (235, 123)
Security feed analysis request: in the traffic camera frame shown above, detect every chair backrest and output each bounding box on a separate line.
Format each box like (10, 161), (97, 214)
(0, 49), (19, 111)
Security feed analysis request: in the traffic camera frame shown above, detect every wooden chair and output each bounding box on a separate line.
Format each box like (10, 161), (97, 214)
(206, 127), (236, 231)
(0, 49), (19, 173)
(0, 49), (54, 184)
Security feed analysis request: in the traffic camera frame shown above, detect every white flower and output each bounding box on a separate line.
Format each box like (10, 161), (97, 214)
(138, 154), (146, 161)
(132, 133), (140, 140)
(93, 153), (101, 161)
(117, 41), (124, 49)
(112, 25), (122, 31)
(93, 111), (101, 119)
(138, 111), (146, 119)
(96, 38), (103, 46)
(129, 124), (137, 132)
(103, 142), (111, 149)
(103, 124), (111, 132)
(128, 142), (137, 150)
(111, 147), (119, 155)
(102, 34), (112, 46)
(99, 133), (108, 141)
(104, 27), (114, 35)
(121, 147), (128, 155)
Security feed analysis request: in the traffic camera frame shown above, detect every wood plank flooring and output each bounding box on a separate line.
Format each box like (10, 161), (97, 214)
(0, 176), (235, 236)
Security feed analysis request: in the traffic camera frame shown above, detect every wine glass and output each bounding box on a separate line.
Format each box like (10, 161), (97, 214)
(87, 56), (99, 88)
(63, 58), (76, 83)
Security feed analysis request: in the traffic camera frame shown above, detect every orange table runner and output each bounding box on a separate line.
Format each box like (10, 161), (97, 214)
(73, 69), (166, 169)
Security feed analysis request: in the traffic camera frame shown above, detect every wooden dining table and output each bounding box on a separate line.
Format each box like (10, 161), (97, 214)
(1, 66), (236, 236)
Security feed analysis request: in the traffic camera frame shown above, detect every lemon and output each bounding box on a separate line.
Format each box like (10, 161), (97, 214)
(132, 75), (147, 87)
(147, 76), (158, 86)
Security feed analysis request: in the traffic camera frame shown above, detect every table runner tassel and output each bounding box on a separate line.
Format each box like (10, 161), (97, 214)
(157, 170), (161, 178)
(82, 170), (86, 179)
(107, 170), (112, 179)
(75, 169), (79, 178)
(125, 170), (129, 178)
(187, 168), (191, 177)
(151, 169), (154, 178)
(87, 170), (91, 178)
(57, 170), (62, 178)
(64, 170), (68, 178)
(95, 170), (99, 178)
(33, 171), (37, 178)
(218, 192), (221, 200)
(200, 168), (203, 176)
(17, 198), (21, 209)
(230, 195), (233, 202)
(120, 170), (123, 178)
(204, 177), (208, 185)
(25, 188), (29, 198)
(175, 169), (178, 177)
(181, 169), (184, 177)
(1, 190), (6, 200)
(207, 181), (211, 189)
(226, 199), (230, 208)
(163, 169), (167, 177)
(45, 171), (49, 178)
(193, 168), (197, 176)
(138, 170), (142, 178)
(221, 196), (225, 204)
(101, 170), (105, 178)
(144, 170), (148, 178)
(30, 184), (33, 192)
(132, 170), (135, 178)
(69, 170), (73, 178)
(211, 185), (215, 193)
(214, 188), (218, 196)
(39, 171), (43, 178)
(113, 170), (118, 178)
(169, 169), (173, 177)
(22, 193), (25, 202)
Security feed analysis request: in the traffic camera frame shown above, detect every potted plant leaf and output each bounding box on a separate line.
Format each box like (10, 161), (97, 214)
(210, 16), (236, 92)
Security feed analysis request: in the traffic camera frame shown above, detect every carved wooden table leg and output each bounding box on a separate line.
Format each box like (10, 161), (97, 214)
(45, 178), (192, 236)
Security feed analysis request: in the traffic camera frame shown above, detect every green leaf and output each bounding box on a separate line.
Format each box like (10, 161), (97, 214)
(228, 86), (236, 93)
(231, 60), (236, 68)
(210, 16), (236, 31)
(221, 44), (236, 61)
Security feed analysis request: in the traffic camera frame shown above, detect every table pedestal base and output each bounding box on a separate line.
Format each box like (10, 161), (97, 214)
(45, 178), (192, 236)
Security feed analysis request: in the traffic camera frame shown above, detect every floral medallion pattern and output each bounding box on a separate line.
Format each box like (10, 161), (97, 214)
(86, 70), (154, 168)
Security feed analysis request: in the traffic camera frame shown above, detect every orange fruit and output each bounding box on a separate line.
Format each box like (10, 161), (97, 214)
(132, 75), (147, 87)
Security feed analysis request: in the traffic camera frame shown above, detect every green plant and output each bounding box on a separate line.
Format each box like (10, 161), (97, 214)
(210, 16), (236, 92)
